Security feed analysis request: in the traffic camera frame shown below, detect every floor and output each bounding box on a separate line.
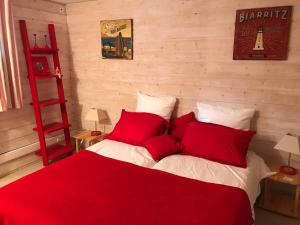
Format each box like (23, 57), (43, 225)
(0, 163), (299, 225)
(255, 208), (299, 225)
(0, 161), (42, 188)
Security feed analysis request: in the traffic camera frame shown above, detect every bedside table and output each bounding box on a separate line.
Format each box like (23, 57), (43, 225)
(259, 166), (300, 218)
(72, 131), (107, 152)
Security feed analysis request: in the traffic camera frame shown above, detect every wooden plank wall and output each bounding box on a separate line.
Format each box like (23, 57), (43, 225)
(66, 0), (300, 168)
(0, 0), (75, 176)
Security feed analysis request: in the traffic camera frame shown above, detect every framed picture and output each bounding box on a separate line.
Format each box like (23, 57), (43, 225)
(100, 19), (133, 60)
(31, 56), (50, 75)
(233, 6), (292, 60)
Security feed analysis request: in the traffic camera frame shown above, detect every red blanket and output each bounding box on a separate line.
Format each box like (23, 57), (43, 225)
(0, 150), (253, 225)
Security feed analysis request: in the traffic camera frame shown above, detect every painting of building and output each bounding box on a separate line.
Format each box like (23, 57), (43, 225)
(100, 19), (133, 59)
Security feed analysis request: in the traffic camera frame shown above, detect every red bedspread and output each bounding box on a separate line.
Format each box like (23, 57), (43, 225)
(0, 150), (253, 225)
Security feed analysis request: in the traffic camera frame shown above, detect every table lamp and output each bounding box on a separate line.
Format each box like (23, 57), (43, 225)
(274, 134), (300, 175)
(85, 108), (108, 136)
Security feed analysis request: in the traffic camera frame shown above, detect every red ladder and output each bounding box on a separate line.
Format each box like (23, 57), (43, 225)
(19, 20), (72, 166)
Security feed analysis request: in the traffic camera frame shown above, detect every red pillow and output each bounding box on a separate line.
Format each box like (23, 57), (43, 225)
(144, 135), (182, 161)
(169, 112), (196, 141)
(181, 121), (256, 168)
(106, 110), (167, 146)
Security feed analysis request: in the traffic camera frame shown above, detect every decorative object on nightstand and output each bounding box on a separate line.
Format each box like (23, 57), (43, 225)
(274, 134), (300, 175)
(72, 130), (107, 152)
(85, 108), (108, 136)
(259, 166), (300, 218)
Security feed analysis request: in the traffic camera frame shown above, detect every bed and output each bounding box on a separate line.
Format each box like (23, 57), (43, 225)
(0, 95), (274, 225)
(0, 140), (272, 225)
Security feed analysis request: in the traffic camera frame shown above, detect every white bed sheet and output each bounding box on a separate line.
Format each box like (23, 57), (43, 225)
(152, 151), (274, 215)
(86, 139), (156, 168)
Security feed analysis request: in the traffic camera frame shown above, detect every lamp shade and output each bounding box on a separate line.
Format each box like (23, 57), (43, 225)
(85, 108), (108, 122)
(274, 134), (300, 156)
(85, 108), (99, 122)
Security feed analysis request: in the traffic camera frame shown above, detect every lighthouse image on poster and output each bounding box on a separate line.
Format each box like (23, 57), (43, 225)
(253, 25), (264, 51)
(100, 19), (133, 60)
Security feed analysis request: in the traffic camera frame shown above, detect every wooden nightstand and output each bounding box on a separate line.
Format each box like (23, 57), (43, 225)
(72, 131), (107, 152)
(259, 166), (300, 218)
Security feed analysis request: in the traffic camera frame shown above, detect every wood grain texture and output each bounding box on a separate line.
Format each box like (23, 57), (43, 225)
(0, 0), (76, 173)
(66, 0), (300, 168)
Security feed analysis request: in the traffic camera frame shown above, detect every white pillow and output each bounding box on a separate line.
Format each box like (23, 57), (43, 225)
(196, 102), (255, 130)
(87, 139), (156, 168)
(136, 91), (176, 119)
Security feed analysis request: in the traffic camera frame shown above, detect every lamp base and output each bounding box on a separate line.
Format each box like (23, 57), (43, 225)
(280, 165), (297, 175)
(91, 131), (101, 136)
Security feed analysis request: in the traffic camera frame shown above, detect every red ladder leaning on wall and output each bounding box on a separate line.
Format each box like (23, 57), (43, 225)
(19, 20), (72, 166)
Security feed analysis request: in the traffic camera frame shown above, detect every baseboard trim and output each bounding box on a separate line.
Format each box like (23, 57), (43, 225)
(0, 153), (41, 178)
(0, 134), (66, 165)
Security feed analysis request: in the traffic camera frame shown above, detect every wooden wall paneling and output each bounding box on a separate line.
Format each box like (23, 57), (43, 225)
(0, 0), (76, 176)
(67, 0), (300, 168)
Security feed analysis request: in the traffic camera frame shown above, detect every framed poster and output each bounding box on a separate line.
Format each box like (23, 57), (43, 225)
(233, 6), (292, 60)
(100, 19), (133, 60)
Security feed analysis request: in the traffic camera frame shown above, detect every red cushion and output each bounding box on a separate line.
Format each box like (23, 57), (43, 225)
(182, 121), (256, 168)
(144, 135), (182, 161)
(106, 110), (167, 146)
(169, 112), (196, 140)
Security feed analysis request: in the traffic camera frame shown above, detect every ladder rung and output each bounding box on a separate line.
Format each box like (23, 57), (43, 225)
(28, 74), (57, 79)
(30, 48), (58, 54)
(36, 144), (72, 160)
(33, 122), (70, 134)
(31, 99), (67, 107)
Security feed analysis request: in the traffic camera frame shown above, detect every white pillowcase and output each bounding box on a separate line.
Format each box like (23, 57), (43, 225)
(87, 139), (156, 168)
(196, 102), (255, 130)
(136, 91), (176, 119)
